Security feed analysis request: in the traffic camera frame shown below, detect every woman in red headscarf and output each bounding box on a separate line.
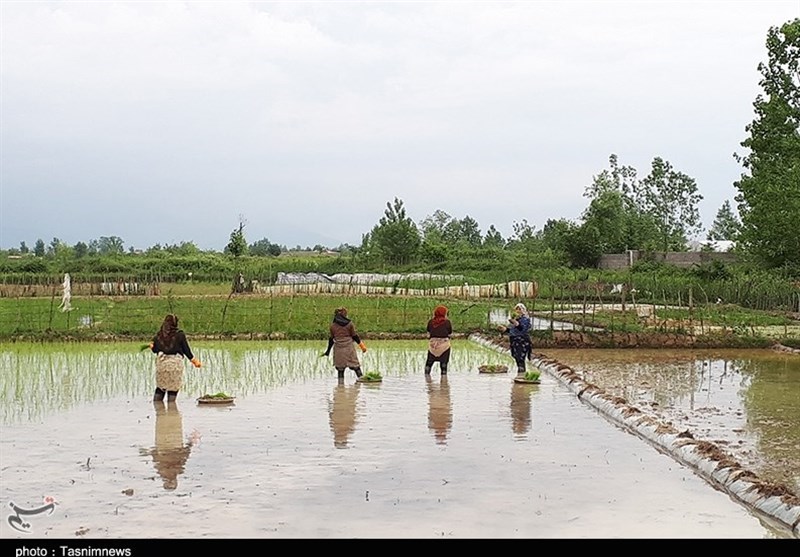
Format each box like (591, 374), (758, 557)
(425, 305), (452, 375)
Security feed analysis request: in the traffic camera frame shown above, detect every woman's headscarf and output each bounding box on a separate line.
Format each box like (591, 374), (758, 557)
(332, 307), (351, 325)
(431, 305), (448, 327)
(514, 303), (529, 317)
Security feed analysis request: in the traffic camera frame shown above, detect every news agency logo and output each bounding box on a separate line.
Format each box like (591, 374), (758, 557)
(7, 497), (57, 534)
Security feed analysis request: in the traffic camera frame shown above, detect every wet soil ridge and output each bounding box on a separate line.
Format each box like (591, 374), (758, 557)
(468, 333), (800, 538)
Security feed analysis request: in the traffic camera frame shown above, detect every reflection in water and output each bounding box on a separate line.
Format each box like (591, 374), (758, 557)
(739, 356), (800, 494)
(329, 379), (360, 448)
(2, 342), (798, 499)
(545, 348), (800, 496)
(142, 401), (198, 490)
(426, 375), (452, 445)
(510, 383), (535, 437)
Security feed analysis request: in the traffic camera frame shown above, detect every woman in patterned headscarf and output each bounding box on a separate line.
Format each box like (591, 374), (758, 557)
(425, 304), (452, 375)
(322, 307), (367, 379)
(499, 302), (532, 376)
(150, 314), (201, 402)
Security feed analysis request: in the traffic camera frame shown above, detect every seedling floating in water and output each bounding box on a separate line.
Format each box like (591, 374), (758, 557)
(359, 371), (383, 382)
(197, 391), (236, 405)
(523, 370), (541, 382)
(202, 391), (232, 399)
(478, 364), (508, 373)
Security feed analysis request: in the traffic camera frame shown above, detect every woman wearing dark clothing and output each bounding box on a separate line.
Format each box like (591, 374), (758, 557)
(499, 302), (532, 376)
(322, 307), (366, 379)
(425, 305), (452, 375)
(150, 314), (202, 402)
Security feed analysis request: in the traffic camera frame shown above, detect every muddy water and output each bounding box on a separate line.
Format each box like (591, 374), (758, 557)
(541, 348), (800, 497)
(0, 341), (794, 538)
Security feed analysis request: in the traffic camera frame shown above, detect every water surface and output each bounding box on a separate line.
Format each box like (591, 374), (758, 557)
(0, 340), (795, 538)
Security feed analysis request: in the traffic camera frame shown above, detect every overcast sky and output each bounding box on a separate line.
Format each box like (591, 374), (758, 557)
(1, 1), (798, 252)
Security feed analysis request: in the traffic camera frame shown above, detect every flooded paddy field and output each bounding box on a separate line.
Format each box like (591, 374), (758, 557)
(540, 347), (800, 497)
(1, 340), (797, 539)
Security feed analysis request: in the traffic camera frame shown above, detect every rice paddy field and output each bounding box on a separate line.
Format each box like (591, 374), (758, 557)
(1, 339), (798, 539)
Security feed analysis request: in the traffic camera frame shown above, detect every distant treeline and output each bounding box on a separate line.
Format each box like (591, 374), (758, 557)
(0, 251), (798, 314)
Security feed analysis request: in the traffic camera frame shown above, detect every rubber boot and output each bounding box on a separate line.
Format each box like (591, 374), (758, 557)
(354, 368), (363, 378)
(440, 365), (448, 376)
(517, 365), (526, 377)
(424, 365), (432, 375)
(337, 369), (345, 379)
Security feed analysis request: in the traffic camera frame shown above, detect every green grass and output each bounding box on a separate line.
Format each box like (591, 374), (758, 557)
(1, 285), (796, 342)
(781, 338), (800, 349)
(0, 294), (501, 340)
(656, 305), (793, 327)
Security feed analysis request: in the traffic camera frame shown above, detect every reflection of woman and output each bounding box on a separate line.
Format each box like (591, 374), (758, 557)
(426, 375), (452, 445)
(147, 401), (197, 490)
(510, 383), (533, 436)
(425, 305), (453, 376)
(328, 380), (360, 448)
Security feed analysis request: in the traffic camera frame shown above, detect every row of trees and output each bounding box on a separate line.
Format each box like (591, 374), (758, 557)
(358, 154), (728, 269)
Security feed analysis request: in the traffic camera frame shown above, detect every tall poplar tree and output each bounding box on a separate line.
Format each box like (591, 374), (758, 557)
(734, 18), (800, 270)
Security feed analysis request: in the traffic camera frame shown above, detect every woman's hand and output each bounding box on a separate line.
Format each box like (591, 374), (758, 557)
(190, 357), (202, 368)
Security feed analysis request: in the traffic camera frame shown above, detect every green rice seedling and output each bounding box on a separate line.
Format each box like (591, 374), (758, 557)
(523, 370), (541, 382)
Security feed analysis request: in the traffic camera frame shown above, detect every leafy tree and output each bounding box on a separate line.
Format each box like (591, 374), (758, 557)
(334, 243), (357, 255)
(583, 154), (662, 253)
(418, 240), (448, 264)
(540, 218), (577, 263)
(418, 211), (450, 264)
(48, 237), (68, 257)
(73, 242), (88, 258)
(483, 225), (505, 249)
(19, 241), (28, 254)
(580, 191), (630, 254)
(636, 157), (703, 251)
(33, 239), (45, 257)
(566, 222), (604, 268)
(367, 197), (420, 265)
(584, 153), (638, 200)
(47, 237), (72, 261)
(96, 236), (125, 255)
(165, 242), (200, 256)
(447, 215), (482, 248)
(249, 238), (281, 257)
(419, 210), (453, 243)
(734, 18), (800, 270)
(707, 200), (741, 241)
(225, 218), (248, 258)
(507, 219), (540, 251)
